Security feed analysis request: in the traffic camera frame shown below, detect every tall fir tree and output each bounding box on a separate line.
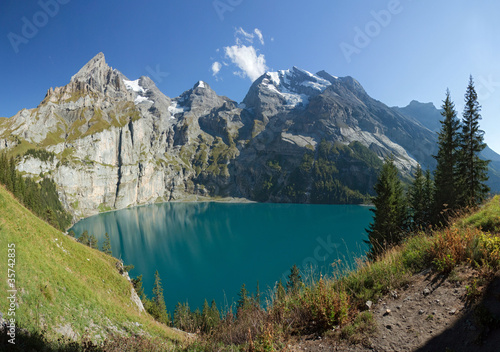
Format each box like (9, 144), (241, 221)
(433, 89), (461, 218)
(78, 230), (90, 246)
(152, 270), (170, 325)
(88, 234), (99, 249)
(409, 165), (425, 229)
(457, 76), (490, 207)
(286, 264), (302, 295)
(236, 283), (250, 314)
(422, 169), (434, 226)
(276, 280), (286, 302)
(102, 232), (112, 256)
(366, 156), (407, 259)
(409, 166), (434, 229)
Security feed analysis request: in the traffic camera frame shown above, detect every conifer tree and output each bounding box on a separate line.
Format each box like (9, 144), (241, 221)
(236, 283), (250, 314)
(433, 89), (461, 220)
(276, 280), (286, 302)
(201, 299), (220, 333)
(152, 270), (170, 325)
(255, 281), (261, 306)
(201, 299), (211, 332)
(78, 230), (90, 246)
(209, 299), (220, 326)
(409, 165), (425, 229)
(422, 169), (434, 226)
(286, 264), (302, 295)
(174, 302), (193, 331)
(132, 274), (145, 300)
(457, 76), (490, 207)
(102, 232), (112, 256)
(366, 156), (406, 259)
(88, 234), (99, 249)
(409, 166), (434, 229)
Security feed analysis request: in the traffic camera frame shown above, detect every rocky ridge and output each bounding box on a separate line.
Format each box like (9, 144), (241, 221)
(0, 53), (451, 221)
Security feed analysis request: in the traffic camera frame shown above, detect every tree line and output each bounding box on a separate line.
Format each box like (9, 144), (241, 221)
(367, 76), (490, 259)
(0, 153), (72, 231)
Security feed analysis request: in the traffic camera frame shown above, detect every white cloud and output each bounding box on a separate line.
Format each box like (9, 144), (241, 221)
(211, 28), (268, 82)
(235, 27), (255, 45)
(212, 61), (222, 76)
(224, 45), (268, 81)
(254, 28), (264, 45)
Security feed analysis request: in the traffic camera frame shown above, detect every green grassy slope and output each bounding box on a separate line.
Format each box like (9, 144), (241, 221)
(0, 185), (184, 347)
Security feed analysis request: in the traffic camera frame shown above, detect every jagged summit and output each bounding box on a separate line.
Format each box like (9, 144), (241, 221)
(71, 52), (114, 83)
(67, 52), (128, 96)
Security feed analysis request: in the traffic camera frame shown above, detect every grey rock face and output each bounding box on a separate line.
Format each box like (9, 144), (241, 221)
(0, 53), (450, 221)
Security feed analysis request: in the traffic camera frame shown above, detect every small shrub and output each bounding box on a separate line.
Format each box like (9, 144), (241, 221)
(298, 279), (351, 332)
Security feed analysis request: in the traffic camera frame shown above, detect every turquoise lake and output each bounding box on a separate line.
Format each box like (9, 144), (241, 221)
(70, 202), (373, 313)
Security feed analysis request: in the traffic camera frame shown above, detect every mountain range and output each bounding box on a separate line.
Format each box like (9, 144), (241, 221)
(0, 53), (498, 221)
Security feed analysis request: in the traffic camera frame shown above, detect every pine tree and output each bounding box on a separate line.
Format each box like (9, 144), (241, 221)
(286, 264), (302, 295)
(132, 274), (145, 300)
(422, 169), (434, 227)
(409, 166), (434, 229)
(78, 230), (90, 246)
(457, 76), (490, 207)
(88, 234), (99, 249)
(366, 156), (407, 259)
(409, 165), (425, 229)
(255, 281), (261, 306)
(201, 299), (220, 333)
(276, 280), (286, 302)
(433, 89), (461, 220)
(152, 270), (170, 325)
(209, 300), (220, 327)
(102, 232), (112, 256)
(201, 299), (211, 333)
(173, 302), (193, 331)
(236, 283), (250, 314)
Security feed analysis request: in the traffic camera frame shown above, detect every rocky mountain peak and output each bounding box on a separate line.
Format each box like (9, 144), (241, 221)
(71, 52), (108, 82)
(69, 52), (126, 95)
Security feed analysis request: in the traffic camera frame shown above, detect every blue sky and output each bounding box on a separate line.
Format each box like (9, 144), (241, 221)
(2, 0), (500, 152)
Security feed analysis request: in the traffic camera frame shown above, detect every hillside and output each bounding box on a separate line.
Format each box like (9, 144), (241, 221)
(0, 185), (185, 350)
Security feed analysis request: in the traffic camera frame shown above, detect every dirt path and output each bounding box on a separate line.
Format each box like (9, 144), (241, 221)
(291, 267), (500, 351)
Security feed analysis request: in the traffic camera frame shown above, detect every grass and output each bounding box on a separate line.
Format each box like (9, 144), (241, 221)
(459, 195), (500, 233)
(0, 185), (185, 349)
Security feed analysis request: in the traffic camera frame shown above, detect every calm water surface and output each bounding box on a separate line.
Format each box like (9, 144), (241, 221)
(71, 202), (372, 312)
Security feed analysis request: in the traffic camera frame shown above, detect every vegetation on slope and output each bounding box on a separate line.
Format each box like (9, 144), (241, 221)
(0, 153), (72, 231)
(0, 185), (185, 351)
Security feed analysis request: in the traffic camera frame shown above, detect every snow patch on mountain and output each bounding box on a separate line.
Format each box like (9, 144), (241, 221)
(123, 79), (145, 93)
(168, 100), (190, 117)
(261, 67), (333, 108)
